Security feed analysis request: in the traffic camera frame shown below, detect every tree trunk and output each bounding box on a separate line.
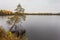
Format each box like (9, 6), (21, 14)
(9, 21), (16, 31)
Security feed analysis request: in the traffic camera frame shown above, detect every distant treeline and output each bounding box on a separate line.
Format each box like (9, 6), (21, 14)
(0, 13), (60, 16)
(0, 10), (60, 16)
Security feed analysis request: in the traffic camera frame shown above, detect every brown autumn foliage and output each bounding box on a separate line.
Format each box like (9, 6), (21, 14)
(0, 27), (19, 40)
(0, 27), (28, 40)
(0, 10), (14, 14)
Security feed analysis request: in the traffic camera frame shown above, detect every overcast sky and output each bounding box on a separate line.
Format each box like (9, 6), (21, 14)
(0, 0), (60, 13)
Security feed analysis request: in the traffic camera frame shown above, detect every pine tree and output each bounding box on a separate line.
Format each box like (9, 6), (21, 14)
(6, 4), (27, 40)
(7, 4), (26, 31)
(15, 4), (25, 13)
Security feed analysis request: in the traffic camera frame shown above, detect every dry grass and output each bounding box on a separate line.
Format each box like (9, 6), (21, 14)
(0, 27), (28, 40)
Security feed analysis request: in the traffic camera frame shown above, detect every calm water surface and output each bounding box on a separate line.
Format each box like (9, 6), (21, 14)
(0, 15), (60, 40)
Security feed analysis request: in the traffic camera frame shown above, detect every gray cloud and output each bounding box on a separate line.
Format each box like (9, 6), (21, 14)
(0, 0), (60, 13)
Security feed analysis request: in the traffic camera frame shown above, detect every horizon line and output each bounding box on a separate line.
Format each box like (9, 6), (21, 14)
(0, 13), (60, 16)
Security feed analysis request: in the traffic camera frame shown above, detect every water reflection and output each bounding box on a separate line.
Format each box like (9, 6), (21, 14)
(0, 15), (60, 40)
(23, 15), (60, 40)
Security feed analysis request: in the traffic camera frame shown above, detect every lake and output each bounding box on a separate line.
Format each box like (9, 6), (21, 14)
(0, 15), (60, 40)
